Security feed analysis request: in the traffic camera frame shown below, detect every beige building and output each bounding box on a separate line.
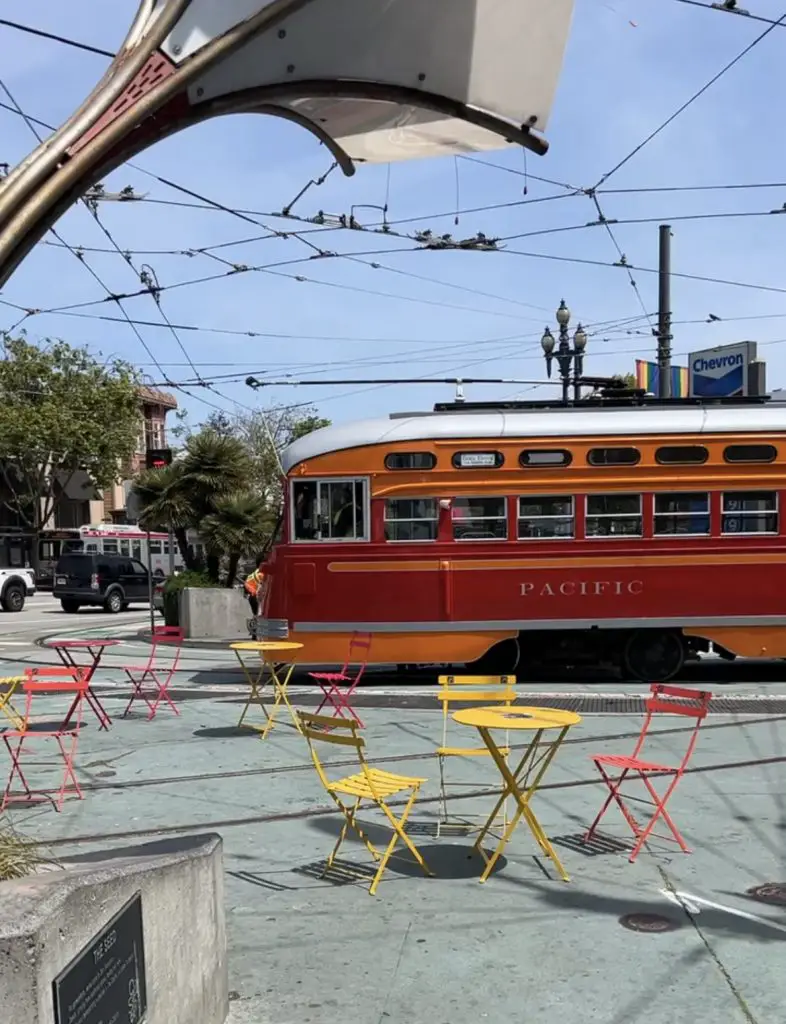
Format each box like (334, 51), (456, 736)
(102, 386), (179, 524)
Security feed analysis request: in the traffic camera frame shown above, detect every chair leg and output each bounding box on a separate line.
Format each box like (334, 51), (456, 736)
(372, 789), (433, 896)
(584, 765), (634, 842)
(438, 755), (448, 826)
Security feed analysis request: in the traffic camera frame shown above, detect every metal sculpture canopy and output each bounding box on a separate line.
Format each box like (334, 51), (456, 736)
(0, 0), (574, 287)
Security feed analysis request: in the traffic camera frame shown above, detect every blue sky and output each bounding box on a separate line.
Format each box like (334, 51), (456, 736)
(3, 0), (786, 426)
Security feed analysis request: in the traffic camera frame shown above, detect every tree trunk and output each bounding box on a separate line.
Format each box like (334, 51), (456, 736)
(174, 527), (194, 570)
(226, 553), (240, 588)
(206, 552), (220, 584)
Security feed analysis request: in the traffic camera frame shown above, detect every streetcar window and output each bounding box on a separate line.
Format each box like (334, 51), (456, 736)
(586, 494), (642, 537)
(85, 543), (98, 553)
(587, 447), (640, 466)
(518, 496), (574, 539)
(452, 496), (507, 540)
(384, 452), (437, 471)
(119, 539), (130, 556)
(656, 445), (708, 465)
(149, 540), (162, 554)
(292, 479), (368, 541)
(103, 540), (118, 553)
(654, 493), (710, 535)
(723, 444), (777, 464)
(519, 449), (572, 468)
(384, 498), (438, 541)
(722, 491), (778, 534)
(452, 451), (505, 469)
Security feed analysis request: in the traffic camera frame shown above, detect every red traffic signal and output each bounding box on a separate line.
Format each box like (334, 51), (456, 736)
(145, 448), (173, 470)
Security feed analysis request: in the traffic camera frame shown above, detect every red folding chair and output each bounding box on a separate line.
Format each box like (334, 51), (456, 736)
(584, 683), (712, 862)
(122, 626), (183, 720)
(2, 667), (89, 811)
(309, 632), (372, 726)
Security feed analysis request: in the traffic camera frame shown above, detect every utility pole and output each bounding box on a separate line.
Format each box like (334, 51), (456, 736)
(656, 224), (672, 398)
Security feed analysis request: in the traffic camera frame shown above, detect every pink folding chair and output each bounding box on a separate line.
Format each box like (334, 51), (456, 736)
(584, 683), (712, 862)
(2, 667), (89, 811)
(122, 626), (183, 720)
(309, 632), (372, 726)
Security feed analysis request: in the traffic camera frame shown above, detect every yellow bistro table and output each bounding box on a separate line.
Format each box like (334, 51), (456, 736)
(452, 705), (582, 883)
(0, 676), (25, 730)
(230, 641), (304, 739)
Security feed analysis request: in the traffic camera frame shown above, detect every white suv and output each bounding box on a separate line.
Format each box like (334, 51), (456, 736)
(0, 568), (36, 613)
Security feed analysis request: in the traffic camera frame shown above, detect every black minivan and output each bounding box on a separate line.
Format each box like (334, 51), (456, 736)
(53, 553), (151, 613)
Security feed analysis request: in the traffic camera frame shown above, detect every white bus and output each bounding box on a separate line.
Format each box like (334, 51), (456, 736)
(78, 524), (185, 577)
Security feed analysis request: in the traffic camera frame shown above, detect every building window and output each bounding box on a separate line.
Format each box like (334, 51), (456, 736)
(384, 452), (436, 471)
(452, 496), (507, 540)
(586, 495), (642, 537)
(587, 447), (640, 467)
(143, 418), (164, 451)
(518, 496), (574, 539)
(722, 492), (778, 534)
(656, 445), (709, 465)
(291, 479), (368, 541)
(451, 451), (505, 469)
(654, 493), (710, 535)
(519, 449), (572, 468)
(384, 499), (438, 541)
(723, 444), (777, 464)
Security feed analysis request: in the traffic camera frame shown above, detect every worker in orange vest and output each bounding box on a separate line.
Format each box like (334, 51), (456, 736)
(244, 557), (267, 617)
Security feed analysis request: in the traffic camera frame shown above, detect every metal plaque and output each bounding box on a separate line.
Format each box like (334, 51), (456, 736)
(53, 892), (147, 1024)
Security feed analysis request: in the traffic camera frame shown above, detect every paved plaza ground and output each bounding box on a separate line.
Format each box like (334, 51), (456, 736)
(1, 658), (784, 1024)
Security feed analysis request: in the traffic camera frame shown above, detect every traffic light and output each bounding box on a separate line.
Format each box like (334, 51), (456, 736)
(145, 448), (173, 470)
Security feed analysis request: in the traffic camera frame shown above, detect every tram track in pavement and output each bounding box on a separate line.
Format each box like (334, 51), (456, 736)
(53, 710), (786, 798)
(39, 748), (786, 849)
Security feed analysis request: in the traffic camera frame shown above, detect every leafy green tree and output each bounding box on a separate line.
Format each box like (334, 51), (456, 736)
(0, 334), (140, 570)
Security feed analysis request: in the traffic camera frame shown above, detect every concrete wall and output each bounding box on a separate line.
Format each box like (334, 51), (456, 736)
(0, 833), (227, 1024)
(180, 587), (249, 639)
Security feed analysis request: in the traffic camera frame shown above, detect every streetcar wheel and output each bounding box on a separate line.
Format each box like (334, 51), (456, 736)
(466, 638), (521, 675)
(623, 630), (685, 683)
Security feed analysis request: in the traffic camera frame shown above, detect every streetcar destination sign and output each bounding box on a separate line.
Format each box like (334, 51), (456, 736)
(520, 580), (644, 596)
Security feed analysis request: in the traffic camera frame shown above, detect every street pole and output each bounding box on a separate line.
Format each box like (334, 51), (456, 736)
(146, 528), (155, 635)
(167, 525), (175, 575)
(657, 224), (672, 398)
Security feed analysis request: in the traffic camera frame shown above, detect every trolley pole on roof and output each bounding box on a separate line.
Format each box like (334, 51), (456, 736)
(656, 225), (673, 399)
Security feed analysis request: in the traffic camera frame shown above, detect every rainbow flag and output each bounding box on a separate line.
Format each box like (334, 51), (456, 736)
(635, 359), (689, 397)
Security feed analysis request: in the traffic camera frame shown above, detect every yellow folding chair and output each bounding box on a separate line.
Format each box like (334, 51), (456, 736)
(298, 711), (433, 895)
(0, 677), (25, 730)
(436, 674), (517, 835)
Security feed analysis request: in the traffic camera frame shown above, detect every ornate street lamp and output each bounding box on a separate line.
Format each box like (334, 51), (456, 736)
(541, 299), (587, 403)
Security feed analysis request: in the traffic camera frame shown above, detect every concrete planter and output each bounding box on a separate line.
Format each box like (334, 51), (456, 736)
(0, 834), (228, 1024)
(179, 587), (248, 640)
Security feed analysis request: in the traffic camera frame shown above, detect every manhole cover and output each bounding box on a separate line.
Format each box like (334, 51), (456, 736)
(619, 913), (680, 933)
(746, 883), (786, 906)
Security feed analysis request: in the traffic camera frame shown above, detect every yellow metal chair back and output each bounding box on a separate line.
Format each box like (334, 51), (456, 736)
(298, 711), (432, 895)
(436, 674), (517, 830)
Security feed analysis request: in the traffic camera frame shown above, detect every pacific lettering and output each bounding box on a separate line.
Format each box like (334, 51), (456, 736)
(519, 579), (644, 597)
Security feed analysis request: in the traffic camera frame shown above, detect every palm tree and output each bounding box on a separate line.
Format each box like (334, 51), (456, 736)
(133, 428), (256, 582)
(200, 491), (270, 586)
(133, 462), (195, 568)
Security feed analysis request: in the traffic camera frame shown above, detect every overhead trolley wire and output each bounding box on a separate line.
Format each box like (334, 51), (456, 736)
(595, 9), (786, 188)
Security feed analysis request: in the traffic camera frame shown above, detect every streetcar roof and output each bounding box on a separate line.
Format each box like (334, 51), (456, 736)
(280, 401), (786, 472)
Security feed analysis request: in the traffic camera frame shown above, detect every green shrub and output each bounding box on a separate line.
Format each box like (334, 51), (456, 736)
(161, 570), (212, 626)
